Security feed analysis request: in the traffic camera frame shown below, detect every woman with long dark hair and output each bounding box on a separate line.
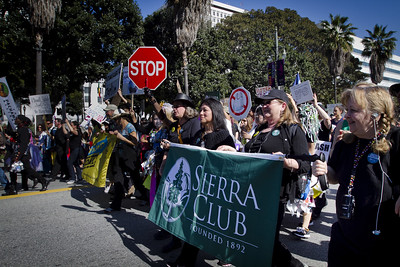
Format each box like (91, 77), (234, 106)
(170, 97), (235, 267)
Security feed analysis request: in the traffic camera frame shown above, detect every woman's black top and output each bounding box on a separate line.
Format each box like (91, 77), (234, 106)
(69, 130), (82, 150)
(244, 123), (310, 200)
(328, 127), (400, 251)
(201, 129), (235, 150)
(167, 117), (201, 145)
(16, 126), (31, 159)
(318, 120), (331, 142)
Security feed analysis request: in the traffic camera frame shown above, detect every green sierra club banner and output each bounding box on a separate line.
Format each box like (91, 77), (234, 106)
(148, 144), (284, 266)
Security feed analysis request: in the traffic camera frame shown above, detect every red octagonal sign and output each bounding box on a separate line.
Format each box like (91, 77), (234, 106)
(128, 46), (167, 90)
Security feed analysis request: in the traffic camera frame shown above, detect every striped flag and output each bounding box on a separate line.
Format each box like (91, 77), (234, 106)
(293, 72), (301, 85)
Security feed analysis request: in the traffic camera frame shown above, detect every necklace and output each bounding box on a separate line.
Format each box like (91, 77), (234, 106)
(347, 138), (375, 194)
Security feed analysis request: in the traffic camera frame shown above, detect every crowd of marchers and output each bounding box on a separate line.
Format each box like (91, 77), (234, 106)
(1, 83), (400, 267)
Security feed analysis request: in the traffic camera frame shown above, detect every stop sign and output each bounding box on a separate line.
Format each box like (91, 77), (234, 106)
(128, 46), (167, 90)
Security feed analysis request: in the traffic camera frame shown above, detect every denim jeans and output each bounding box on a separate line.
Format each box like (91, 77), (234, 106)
(0, 167), (8, 187)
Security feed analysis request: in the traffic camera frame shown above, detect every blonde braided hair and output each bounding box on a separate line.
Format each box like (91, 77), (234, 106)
(341, 86), (394, 154)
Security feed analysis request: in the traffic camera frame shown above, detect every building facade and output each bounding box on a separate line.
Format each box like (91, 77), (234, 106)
(210, 1), (246, 27)
(82, 80), (105, 109)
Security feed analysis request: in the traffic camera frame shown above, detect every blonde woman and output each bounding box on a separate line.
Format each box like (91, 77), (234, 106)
(313, 86), (400, 266)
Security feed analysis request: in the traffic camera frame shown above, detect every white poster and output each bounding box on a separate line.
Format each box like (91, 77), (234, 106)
(104, 63), (123, 100)
(80, 103), (107, 128)
(29, 94), (52, 115)
(290, 80), (313, 105)
(0, 77), (19, 130)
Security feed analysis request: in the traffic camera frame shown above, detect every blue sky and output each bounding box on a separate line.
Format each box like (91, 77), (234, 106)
(136, 0), (400, 55)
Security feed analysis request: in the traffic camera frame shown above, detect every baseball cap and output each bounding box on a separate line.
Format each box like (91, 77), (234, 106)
(111, 108), (130, 119)
(104, 104), (117, 111)
(257, 89), (289, 104)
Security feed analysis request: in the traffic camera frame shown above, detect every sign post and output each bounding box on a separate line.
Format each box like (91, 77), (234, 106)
(128, 47), (167, 90)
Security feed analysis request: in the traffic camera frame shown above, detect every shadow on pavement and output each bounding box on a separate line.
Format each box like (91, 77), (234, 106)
(61, 185), (192, 266)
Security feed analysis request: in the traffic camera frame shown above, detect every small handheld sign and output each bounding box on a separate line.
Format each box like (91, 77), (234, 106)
(290, 80), (313, 105)
(229, 87), (252, 121)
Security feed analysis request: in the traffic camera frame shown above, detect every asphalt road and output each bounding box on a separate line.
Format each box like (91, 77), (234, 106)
(0, 176), (337, 266)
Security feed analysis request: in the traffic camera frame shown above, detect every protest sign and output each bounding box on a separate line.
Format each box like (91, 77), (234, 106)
(122, 66), (144, 95)
(311, 140), (332, 197)
(82, 132), (117, 187)
(148, 144), (284, 266)
(229, 87), (252, 121)
(290, 80), (313, 104)
(104, 64), (123, 100)
(315, 140), (331, 162)
(29, 94), (52, 115)
(86, 104), (106, 123)
(255, 86), (272, 98)
(0, 77), (19, 130)
(80, 103), (107, 128)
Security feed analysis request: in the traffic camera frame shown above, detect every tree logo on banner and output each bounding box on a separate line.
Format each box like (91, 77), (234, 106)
(161, 157), (191, 222)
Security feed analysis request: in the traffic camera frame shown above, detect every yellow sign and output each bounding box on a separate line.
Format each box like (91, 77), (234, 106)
(82, 132), (116, 187)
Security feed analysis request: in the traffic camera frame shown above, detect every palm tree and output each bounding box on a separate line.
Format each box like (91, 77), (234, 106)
(362, 25), (397, 84)
(167, 0), (210, 96)
(320, 14), (356, 103)
(27, 0), (62, 94)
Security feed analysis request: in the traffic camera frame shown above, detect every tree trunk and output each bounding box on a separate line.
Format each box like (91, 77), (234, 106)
(334, 76), (337, 104)
(182, 48), (189, 96)
(370, 53), (385, 84)
(35, 32), (43, 95)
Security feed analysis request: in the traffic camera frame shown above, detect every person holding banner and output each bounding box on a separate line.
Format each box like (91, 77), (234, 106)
(105, 109), (147, 212)
(170, 97), (235, 267)
(312, 86), (400, 267)
(219, 89), (310, 267)
(148, 91), (201, 253)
